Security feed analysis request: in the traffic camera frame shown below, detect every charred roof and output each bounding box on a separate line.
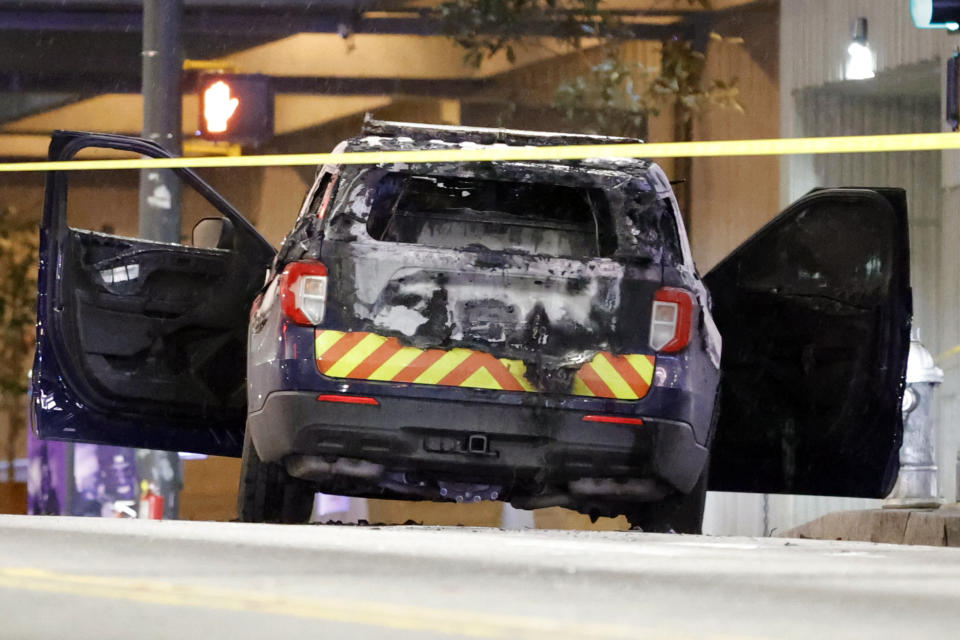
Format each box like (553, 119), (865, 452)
(360, 117), (642, 147)
(347, 117), (655, 179)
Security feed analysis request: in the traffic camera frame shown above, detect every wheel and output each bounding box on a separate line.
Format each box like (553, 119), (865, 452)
(623, 459), (709, 534)
(626, 382), (721, 533)
(237, 428), (315, 523)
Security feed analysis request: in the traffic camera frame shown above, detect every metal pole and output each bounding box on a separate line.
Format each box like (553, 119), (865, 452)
(137, 0), (184, 518)
(139, 0), (183, 243)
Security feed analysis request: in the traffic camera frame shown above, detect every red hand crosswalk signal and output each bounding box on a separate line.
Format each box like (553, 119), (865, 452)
(197, 73), (274, 146)
(204, 81), (239, 133)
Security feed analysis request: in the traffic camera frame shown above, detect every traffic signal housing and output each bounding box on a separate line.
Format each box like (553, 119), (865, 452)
(912, 0), (960, 30)
(197, 73), (274, 146)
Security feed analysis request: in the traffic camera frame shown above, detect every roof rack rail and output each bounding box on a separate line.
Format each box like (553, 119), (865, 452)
(361, 115), (643, 147)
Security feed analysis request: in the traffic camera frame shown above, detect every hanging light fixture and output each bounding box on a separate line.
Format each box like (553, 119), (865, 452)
(846, 17), (876, 81)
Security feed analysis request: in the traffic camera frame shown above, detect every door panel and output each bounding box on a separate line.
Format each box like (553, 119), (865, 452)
(32, 132), (275, 456)
(705, 188), (911, 498)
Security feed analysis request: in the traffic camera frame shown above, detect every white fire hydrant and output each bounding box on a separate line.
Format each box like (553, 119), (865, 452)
(884, 333), (944, 509)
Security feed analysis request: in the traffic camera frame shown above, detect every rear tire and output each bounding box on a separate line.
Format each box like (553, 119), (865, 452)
(237, 428), (315, 523)
(623, 460), (709, 534)
(627, 383), (720, 533)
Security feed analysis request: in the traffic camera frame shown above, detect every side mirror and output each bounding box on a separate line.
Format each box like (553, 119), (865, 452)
(192, 217), (234, 249)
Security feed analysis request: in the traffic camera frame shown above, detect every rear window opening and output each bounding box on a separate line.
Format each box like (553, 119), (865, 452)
(366, 173), (617, 258)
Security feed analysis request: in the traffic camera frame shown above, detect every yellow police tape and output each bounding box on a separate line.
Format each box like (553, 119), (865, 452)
(2, 131), (960, 172)
(936, 344), (960, 364)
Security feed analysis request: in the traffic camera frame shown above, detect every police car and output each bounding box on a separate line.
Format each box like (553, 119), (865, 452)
(32, 122), (912, 532)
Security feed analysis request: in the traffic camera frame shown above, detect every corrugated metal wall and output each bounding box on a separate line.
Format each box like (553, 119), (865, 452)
(779, 0), (949, 202)
(793, 89), (942, 346)
(779, 0), (945, 91)
(938, 151), (960, 505)
(704, 1), (951, 537)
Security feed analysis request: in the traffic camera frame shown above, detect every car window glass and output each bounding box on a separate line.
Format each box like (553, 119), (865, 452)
(736, 199), (893, 302)
(66, 150), (228, 248)
(365, 172), (617, 258)
(626, 196), (683, 266)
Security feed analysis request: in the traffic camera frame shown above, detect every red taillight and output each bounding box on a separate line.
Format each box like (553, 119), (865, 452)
(649, 287), (694, 353)
(316, 394), (379, 406)
(280, 261), (328, 326)
(583, 415), (644, 426)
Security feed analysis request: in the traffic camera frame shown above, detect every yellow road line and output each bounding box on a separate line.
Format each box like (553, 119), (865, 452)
(1, 132), (959, 172)
(0, 567), (653, 639)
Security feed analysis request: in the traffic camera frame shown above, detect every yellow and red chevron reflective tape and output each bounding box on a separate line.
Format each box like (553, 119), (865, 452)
(314, 330), (656, 400)
(572, 352), (656, 400)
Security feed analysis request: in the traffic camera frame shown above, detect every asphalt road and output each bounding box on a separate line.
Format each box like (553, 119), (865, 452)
(0, 515), (958, 639)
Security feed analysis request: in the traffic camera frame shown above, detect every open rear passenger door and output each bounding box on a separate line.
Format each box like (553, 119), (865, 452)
(32, 132), (276, 457)
(705, 188), (911, 498)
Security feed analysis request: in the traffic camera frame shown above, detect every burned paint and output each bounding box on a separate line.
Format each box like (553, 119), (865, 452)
(272, 127), (699, 394)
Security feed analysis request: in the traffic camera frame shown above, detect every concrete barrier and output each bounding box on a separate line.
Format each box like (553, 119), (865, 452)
(780, 505), (960, 547)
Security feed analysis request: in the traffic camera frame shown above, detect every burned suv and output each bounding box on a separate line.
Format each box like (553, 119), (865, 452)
(32, 122), (912, 533)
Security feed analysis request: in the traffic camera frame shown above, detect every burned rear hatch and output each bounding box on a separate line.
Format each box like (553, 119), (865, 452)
(320, 159), (683, 396)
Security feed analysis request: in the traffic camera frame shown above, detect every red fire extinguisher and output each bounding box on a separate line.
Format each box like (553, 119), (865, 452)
(138, 480), (165, 519)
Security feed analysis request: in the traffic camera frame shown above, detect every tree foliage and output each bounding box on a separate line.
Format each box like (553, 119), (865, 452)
(0, 206), (38, 473)
(439, 0), (710, 68)
(438, 0), (619, 68)
(555, 35), (744, 138)
(438, 0), (742, 139)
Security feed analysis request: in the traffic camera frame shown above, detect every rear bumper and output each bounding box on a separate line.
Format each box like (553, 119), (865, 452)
(247, 390), (708, 496)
